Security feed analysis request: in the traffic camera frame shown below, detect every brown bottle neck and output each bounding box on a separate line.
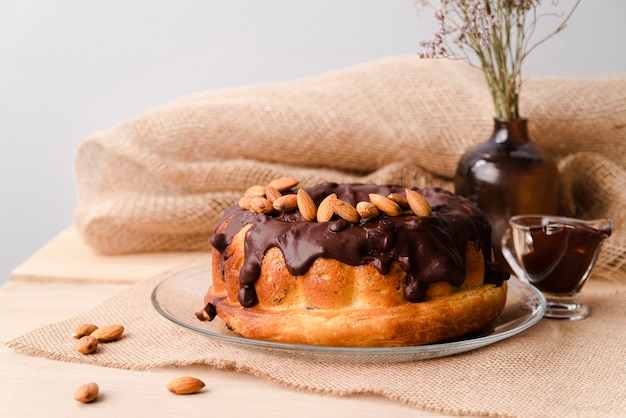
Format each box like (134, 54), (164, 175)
(491, 118), (530, 145)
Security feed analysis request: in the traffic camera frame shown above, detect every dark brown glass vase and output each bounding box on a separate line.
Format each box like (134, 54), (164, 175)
(454, 118), (559, 266)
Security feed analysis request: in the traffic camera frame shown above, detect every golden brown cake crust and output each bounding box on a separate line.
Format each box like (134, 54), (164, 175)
(208, 280), (507, 347)
(206, 227), (507, 347)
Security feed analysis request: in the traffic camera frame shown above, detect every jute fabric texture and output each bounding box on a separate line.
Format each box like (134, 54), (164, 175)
(7, 265), (626, 417)
(73, 56), (626, 282)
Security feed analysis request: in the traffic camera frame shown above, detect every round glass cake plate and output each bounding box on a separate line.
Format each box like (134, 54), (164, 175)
(151, 265), (546, 363)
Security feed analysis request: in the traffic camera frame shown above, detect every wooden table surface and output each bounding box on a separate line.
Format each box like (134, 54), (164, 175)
(1, 228), (442, 417)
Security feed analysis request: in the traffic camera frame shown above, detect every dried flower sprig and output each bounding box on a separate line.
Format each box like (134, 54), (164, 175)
(415, 0), (581, 119)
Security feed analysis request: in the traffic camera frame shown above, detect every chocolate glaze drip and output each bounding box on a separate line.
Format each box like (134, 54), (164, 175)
(210, 182), (509, 308)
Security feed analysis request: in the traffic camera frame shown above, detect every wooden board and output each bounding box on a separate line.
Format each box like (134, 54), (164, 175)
(9, 227), (208, 284)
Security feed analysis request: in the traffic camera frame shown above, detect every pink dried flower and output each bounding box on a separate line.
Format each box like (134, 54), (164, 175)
(415, 0), (581, 119)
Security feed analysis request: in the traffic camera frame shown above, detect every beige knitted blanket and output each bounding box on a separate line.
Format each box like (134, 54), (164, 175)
(73, 56), (625, 281)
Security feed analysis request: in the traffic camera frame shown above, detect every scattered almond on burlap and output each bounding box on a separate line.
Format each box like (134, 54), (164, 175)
(90, 324), (124, 342)
(71, 324), (98, 339)
(75, 335), (98, 354)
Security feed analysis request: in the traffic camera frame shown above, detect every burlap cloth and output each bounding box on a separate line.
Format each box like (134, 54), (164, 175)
(7, 56), (626, 416)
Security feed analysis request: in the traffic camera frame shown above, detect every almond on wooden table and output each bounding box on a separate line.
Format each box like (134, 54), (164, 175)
(74, 382), (99, 403)
(167, 376), (206, 395)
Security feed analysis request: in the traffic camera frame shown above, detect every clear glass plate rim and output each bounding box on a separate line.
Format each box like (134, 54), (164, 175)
(151, 266), (547, 356)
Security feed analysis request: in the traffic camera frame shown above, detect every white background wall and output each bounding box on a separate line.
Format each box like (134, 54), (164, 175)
(1, 0), (624, 285)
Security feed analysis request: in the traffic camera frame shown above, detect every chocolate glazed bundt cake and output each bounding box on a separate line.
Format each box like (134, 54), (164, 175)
(197, 178), (509, 347)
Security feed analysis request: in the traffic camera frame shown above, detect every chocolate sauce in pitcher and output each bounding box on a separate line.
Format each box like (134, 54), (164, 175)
(520, 222), (612, 295)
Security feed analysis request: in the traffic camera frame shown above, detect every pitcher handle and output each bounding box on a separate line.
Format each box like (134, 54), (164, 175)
(500, 228), (526, 281)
